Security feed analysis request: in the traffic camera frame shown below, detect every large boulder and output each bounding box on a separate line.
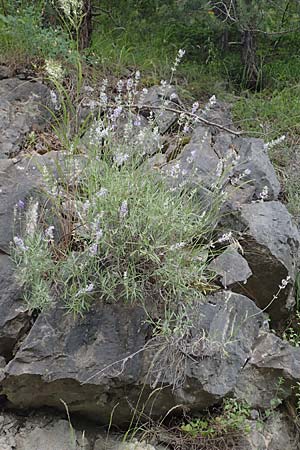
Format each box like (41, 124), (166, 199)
(225, 201), (300, 322)
(208, 244), (252, 290)
(235, 332), (300, 409)
(161, 124), (280, 208)
(244, 413), (299, 450)
(1, 291), (266, 424)
(0, 412), (91, 450)
(0, 78), (51, 158)
(224, 137), (281, 205)
(162, 125), (219, 191)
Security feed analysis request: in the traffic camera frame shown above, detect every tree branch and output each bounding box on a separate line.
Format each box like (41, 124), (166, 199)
(129, 103), (242, 136)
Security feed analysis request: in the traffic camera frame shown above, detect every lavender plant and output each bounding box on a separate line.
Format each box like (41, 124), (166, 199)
(12, 52), (224, 315)
(13, 147), (219, 314)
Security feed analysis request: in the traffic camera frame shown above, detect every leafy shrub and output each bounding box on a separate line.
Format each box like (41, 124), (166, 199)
(0, 5), (75, 62)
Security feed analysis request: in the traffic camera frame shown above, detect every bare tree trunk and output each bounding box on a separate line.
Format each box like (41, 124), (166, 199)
(0, 0), (7, 15)
(241, 28), (259, 88)
(79, 0), (93, 49)
(221, 28), (229, 51)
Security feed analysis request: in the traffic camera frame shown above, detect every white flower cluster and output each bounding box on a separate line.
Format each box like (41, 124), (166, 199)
(171, 48), (186, 73)
(55, 0), (83, 20)
(264, 135), (286, 151)
(45, 225), (55, 243)
(279, 275), (291, 290)
(45, 59), (64, 82)
(75, 282), (94, 297)
(201, 95), (217, 115)
(170, 242), (186, 251)
(230, 168), (251, 186)
(26, 201), (39, 237)
(50, 90), (61, 111)
(210, 231), (234, 248)
(13, 236), (28, 252)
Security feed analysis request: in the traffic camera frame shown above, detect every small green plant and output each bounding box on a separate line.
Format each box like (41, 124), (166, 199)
(180, 398), (251, 438)
(283, 312), (300, 347)
(264, 376), (285, 419)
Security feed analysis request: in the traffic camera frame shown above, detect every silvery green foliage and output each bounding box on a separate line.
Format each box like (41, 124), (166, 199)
(11, 84), (222, 314)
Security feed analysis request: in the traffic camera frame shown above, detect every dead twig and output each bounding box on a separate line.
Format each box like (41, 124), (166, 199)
(110, 103), (242, 136)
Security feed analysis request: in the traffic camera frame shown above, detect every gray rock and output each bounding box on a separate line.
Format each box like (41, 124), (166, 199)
(235, 332), (300, 409)
(172, 291), (264, 408)
(0, 412), (91, 450)
(0, 78), (51, 158)
(227, 201), (300, 322)
(208, 245), (252, 289)
(93, 437), (164, 450)
(2, 291), (265, 423)
(2, 302), (149, 424)
(162, 125), (219, 191)
(226, 137), (281, 205)
(0, 159), (42, 254)
(244, 413), (299, 450)
(0, 66), (14, 80)
(18, 419), (90, 450)
(161, 123), (280, 212)
(0, 254), (30, 361)
(139, 85), (180, 134)
(199, 99), (234, 129)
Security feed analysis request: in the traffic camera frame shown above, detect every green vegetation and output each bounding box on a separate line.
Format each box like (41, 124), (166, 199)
(12, 143), (219, 314)
(180, 399), (251, 438)
(8, 0), (224, 316)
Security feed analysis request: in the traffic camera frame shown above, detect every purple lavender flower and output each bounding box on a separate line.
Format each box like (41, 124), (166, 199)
(111, 106), (123, 121)
(17, 199), (25, 209)
(134, 116), (142, 127)
(89, 243), (98, 256)
(13, 236), (28, 251)
(95, 229), (103, 242)
(119, 200), (128, 219)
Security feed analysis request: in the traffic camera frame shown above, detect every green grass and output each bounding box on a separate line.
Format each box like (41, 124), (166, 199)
(232, 85), (300, 140)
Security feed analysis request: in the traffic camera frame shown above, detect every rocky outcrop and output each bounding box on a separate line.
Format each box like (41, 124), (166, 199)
(139, 85), (180, 134)
(0, 409), (298, 450)
(3, 291), (297, 424)
(0, 78), (299, 447)
(227, 201), (299, 322)
(235, 332), (300, 409)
